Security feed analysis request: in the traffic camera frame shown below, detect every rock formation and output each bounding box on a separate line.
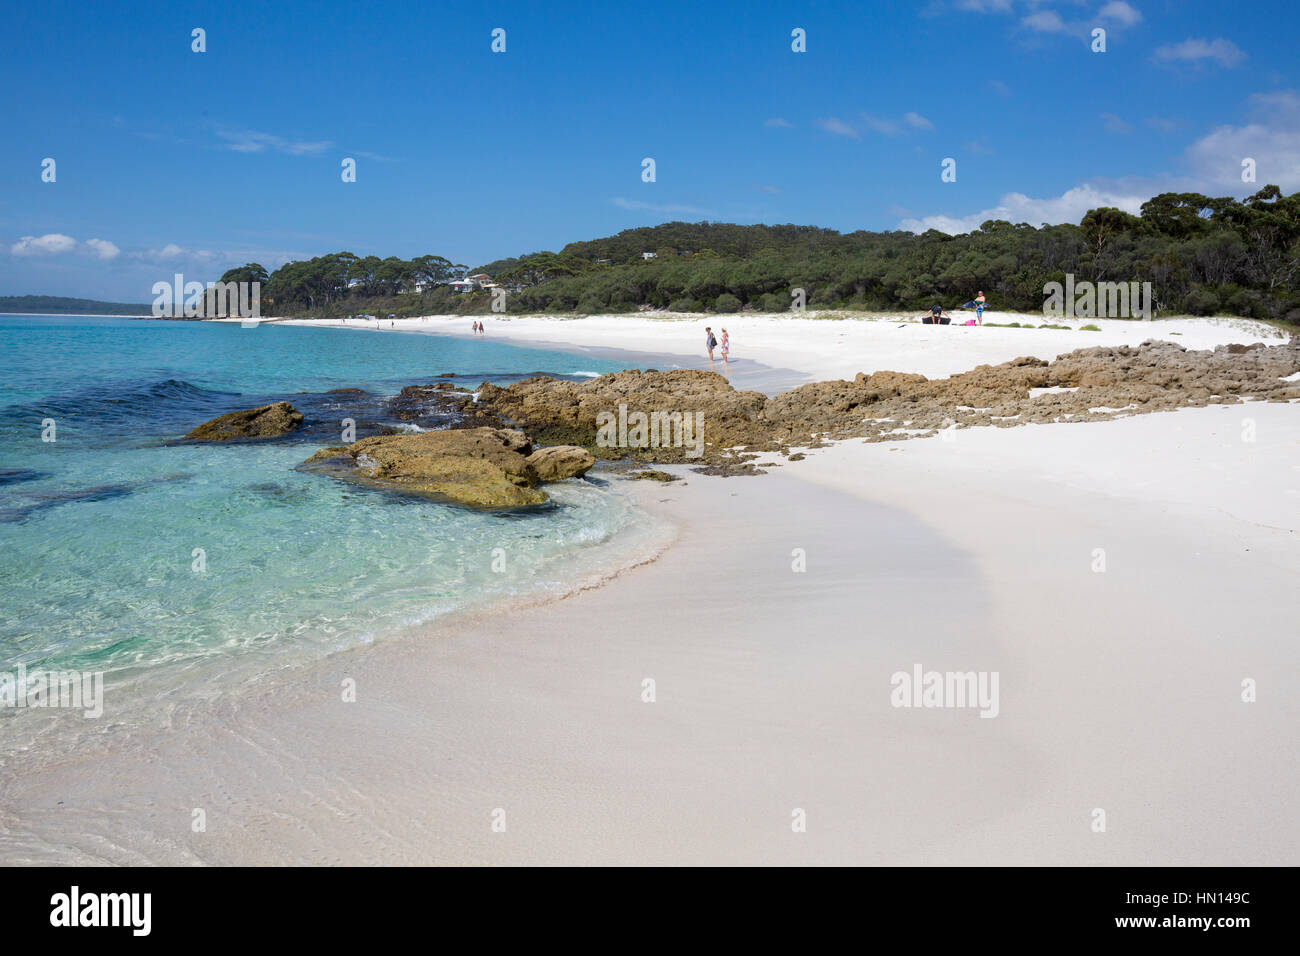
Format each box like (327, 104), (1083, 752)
(300, 427), (593, 508)
(469, 340), (1300, 468)
(185, 401), (303, 441)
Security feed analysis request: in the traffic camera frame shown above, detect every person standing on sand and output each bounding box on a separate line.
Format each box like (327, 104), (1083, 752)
(705, 326), (717, 362)
(720, 328), (730, 366)
(975, 291), (986, 325)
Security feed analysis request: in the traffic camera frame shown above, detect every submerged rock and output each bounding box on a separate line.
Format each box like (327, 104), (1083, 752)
(301, 427), (557, 508)
(186, 401), (303, 441)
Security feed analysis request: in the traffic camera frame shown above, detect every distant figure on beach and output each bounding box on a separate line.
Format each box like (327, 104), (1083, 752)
(957, 292), (986, 324)
(921, 305), (951, 325)
(705, 326), (717, 361)
(720, 328), (730, 366)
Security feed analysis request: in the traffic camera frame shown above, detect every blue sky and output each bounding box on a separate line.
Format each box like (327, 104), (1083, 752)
(2, 0), (1296, 300)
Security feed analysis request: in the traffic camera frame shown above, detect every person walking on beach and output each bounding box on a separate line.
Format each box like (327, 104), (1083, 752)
(705, 326), (717, 362)
(720, 328), (730, 366)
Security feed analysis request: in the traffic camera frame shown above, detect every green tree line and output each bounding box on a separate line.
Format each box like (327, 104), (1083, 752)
(239, 186), (1300, 323)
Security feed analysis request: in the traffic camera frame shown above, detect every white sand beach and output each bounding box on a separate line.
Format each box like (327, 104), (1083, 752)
(4, 314), (1296, 865)
(269, 310), (1290, 394)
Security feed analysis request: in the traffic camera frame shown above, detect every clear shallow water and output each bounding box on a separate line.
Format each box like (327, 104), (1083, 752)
(0, 316), (648, 680)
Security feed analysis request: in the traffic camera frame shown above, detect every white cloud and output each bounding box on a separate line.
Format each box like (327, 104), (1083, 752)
(84, 238), (121, 260)
(214, 128), (333, 155)
(129, 244), (222, 264)
(1184, 90), (1300, 190)
(817, 117), (860, 138)
(10, 234), (121, 259)
(897, 184), (1148, 234)
(11, 234), (79, 256)
(1145, 116), (1180, 132)
(1153, 38), (1246, 68)
(989, 79), (1011, 96)
(1100, 113), (1133, 134)
(904, 112), (934, 129)
(955, 0), (1013, 11)
(1022, 10), (1066, 33)
(1098, 1), (1142, 27)
(611, 197), (715, 216)
(764, 117), (793, 128)
(894, 90), (1298, 237)
(861, 114), (900, 135)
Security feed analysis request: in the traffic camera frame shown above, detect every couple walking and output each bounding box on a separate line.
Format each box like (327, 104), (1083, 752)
(471, 320), (486, 335)
(705, 326), (730, 365)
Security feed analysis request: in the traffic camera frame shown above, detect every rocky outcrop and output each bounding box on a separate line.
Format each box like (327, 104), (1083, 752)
(470, 339), (1300, 466)
(526, 445), (596, 481)
(629, 469), (679, 482)
(186, 402), (303, 441)
(299, 427), (596, 509)
(475, 369), (768, 463)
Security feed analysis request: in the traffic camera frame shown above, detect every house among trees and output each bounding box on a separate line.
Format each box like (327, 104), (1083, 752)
(449, 273), (498, 294)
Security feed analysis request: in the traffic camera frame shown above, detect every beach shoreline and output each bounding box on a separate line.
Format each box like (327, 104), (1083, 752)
(244, 311), (1289, 396)
(3, 315), (1296, 865)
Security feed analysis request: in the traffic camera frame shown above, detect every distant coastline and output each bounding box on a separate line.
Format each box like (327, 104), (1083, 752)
(0, 311), (153, 318)
(0, 295), (151, 316)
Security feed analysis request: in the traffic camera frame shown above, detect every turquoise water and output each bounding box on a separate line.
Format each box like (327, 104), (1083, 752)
(0, 316), (645, 679)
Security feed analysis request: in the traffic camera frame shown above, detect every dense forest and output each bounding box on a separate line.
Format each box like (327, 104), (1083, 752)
(0, 295), (151, 315)
(240, 186), (1300, 325)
